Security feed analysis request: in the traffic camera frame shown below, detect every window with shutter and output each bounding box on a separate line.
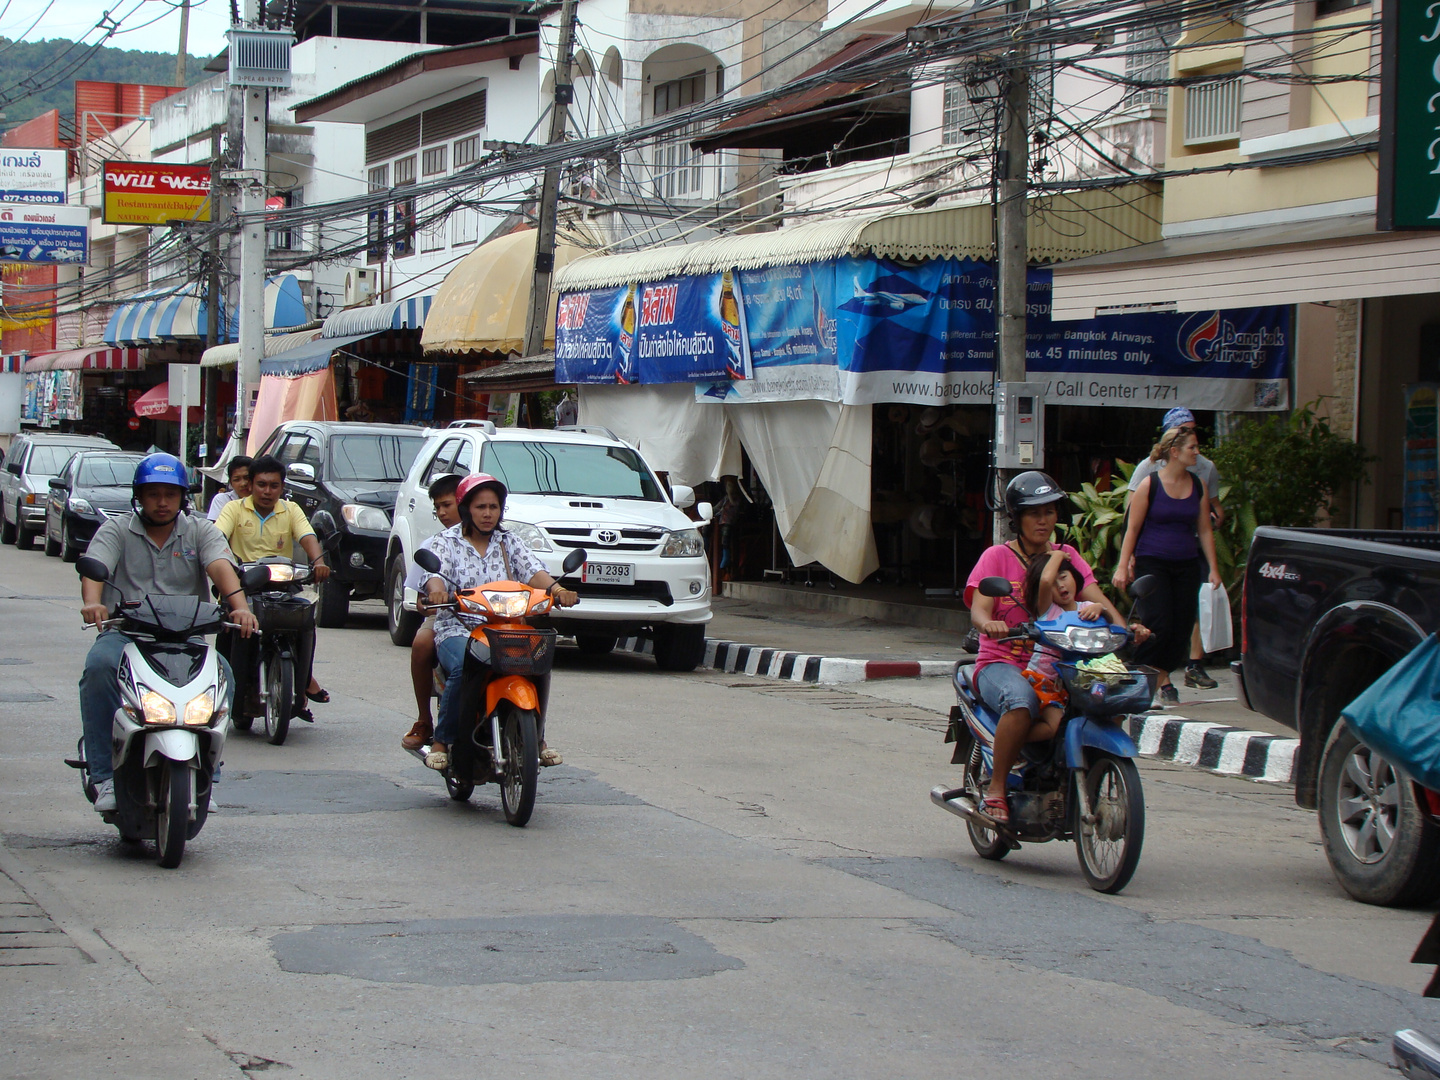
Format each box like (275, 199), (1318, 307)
(422, 91), (487, 144)
(366, 115), (421, 164)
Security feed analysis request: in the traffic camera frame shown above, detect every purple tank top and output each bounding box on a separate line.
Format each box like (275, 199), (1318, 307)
(1136, 472), (1200, 560)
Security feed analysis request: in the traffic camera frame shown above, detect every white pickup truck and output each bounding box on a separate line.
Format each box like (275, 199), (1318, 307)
(385, 423), (714, 671)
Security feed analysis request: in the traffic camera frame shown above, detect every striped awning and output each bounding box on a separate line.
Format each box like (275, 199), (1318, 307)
(23, 347), (143, 372)
(322, 293), (432, 338)
(1, 354), (26, 373)
(260, 332), (372, 377)
(200, 327), (324, 368)
(104, 274), (310, 346)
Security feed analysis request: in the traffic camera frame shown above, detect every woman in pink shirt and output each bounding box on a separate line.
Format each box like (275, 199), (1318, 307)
(964, 471), (1126, 825)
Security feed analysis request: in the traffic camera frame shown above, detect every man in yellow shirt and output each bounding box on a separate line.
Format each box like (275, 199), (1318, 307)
(215, 453), (331, 705)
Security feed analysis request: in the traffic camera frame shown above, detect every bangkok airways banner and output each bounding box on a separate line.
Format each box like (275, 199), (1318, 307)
(556, 255), (1290, 411)
(555, 272), (751, 385)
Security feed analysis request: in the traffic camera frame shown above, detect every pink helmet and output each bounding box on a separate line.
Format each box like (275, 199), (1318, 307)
(456, 472), (507, 509)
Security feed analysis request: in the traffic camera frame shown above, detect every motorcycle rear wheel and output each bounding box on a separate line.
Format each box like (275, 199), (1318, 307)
(155, 761), (190, 869)
(1075, 752), (1144, 894)
(262, 654), (293, 746)
(964, 742), (1010, 860)
(499, 706), (539, 827)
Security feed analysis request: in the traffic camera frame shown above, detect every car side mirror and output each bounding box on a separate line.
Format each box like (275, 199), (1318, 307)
(695, 501), (714, 524)
(670, 483), (696, 509)
(978, 576), (1013, 598)
(49, 477), (66, 490)
(561, 548), (587, 576)
(414, 548), (441, 574)
(5, 461), (19, 476)
(287, 462), (315, 483)
(241, 564), (272, 592)
(77, 555), (109, 582)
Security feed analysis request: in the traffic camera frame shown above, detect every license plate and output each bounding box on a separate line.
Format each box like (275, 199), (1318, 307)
(582, 561), (633, 586)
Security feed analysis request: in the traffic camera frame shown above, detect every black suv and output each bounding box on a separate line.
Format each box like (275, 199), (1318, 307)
(253, 421), (427, 627)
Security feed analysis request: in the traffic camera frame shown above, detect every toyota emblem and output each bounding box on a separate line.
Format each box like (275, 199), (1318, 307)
(597, 529), (619, 544)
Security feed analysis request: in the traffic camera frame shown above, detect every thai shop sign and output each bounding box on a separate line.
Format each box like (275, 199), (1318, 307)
(0, 203), (88, 263)
(555, 256), (1290, 411)
(0, 149), (66, 204)
(102, 161), (212, 225)
(1379, 0), (1440, 229)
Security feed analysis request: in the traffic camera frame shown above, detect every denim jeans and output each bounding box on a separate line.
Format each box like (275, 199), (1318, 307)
(80, 631), (236, 784)
(434, 634), (488, 749)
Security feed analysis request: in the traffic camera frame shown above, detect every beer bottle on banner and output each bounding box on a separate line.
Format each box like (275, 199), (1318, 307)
(719, 269), (746, 380)
(616, 283), (637, 384)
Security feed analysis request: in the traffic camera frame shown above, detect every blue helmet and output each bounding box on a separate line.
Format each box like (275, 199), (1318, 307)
(133, 452), (189, 491)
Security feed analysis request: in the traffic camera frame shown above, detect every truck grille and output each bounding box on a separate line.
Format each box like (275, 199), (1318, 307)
(544, 525), (664, 554)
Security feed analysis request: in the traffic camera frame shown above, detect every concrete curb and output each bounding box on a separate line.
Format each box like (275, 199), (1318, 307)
(617, 635), (954, 684)
(1126, 713), (1298, 783)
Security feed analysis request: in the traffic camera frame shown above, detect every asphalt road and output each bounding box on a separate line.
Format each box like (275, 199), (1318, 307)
(1, 540), (1437, 1079)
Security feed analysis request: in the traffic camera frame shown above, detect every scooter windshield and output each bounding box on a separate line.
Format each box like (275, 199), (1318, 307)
(121, 595), (227, 639)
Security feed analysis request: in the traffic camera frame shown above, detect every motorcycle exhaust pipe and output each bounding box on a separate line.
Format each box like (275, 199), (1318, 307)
(931, 785), (980, 822)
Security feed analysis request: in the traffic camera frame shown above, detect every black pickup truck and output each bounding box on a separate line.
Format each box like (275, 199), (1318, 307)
(1235, 526), (1440, 906)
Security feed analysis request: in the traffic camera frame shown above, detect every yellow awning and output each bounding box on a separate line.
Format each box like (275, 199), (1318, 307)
(421, 228), (590, 356)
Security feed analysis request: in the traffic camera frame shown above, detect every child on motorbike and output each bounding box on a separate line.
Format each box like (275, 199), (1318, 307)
(401, 473), (463, 751)
(1019, 550), (1084, 743)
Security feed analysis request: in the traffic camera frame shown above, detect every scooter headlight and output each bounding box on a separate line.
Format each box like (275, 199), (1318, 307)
(1043, 626), (1128, 654)
(140, 690), (177, 726)
(482, 590), (530, 617)
(265, 564), (295, 583)
(183, 690), (216, 726)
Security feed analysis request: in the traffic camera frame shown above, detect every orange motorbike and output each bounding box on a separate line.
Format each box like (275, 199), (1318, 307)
(411, 547), (585, 826)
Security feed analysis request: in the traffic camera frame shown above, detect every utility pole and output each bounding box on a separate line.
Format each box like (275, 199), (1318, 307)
(174, 0), (191, 88)
(992, 0), (1030, 542)
(202, 124), (222, 468)
(520, 0), (579, 360)
(234, 0), (267, 442)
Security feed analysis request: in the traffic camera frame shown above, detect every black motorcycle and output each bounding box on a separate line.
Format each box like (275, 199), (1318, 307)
(229, 557), (318, 746)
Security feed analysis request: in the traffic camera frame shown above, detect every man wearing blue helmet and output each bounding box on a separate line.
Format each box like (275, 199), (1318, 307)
(77, 453), (259, 812)
(1124, 406), (1226, 692)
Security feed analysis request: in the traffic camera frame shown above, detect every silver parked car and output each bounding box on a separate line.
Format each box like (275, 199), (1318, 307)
(0, 433), (120, 550)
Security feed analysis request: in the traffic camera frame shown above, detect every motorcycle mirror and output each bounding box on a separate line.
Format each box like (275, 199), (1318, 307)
(76, 555), (110, 583)
(1129, 575), (1160, 600)
(414, 548), (442, 574)
(977, 576), (1013, 598)
(241, 564), (272, 592)
(561, 548), (587, 576)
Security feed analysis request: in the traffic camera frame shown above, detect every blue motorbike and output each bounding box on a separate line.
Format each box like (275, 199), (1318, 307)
(932, 575), (1155, 894)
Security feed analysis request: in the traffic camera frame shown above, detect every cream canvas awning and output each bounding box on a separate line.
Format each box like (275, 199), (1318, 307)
(200, 327), (323, 368)
(421, 229), (590, 356)
(555, 183), (1161, 292)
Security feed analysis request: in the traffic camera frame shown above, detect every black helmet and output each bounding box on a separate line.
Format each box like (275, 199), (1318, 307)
(1004, 470), (1066, 522)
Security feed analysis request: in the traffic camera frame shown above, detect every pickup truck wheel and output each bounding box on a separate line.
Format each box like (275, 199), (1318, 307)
(387, 556), (421, 647)
(0, 503), (15, 545)
(575, 634), (617, 656)
(652, 624), (705, 672)
(43, 514), (60, 557)
(316, 579), (350, 628)
(15, 518), (35, 550)
(1318, 724), (1440, 906)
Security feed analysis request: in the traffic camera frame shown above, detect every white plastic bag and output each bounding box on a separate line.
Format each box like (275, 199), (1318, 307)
(1198, 582), (1233, 654)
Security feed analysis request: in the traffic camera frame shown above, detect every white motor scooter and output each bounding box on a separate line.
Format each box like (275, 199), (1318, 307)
(67, 556), (267, 867)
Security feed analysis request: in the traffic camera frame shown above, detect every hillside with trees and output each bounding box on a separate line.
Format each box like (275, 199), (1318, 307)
(0, 37), (209, 131)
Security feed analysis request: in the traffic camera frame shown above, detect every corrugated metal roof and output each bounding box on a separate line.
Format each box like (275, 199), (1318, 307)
(554, 182), (1162, 291)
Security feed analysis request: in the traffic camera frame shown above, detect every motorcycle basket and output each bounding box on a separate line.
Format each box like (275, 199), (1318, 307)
(253, 595), (317, 633)
(483, 626), (557, 676)
(1055, 662), (1156, 717)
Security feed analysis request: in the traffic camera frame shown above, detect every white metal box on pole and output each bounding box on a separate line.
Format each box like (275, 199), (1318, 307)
(169, 363), (202, 464)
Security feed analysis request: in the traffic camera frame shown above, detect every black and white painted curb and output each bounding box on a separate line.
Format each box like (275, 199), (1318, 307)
(1126, 713), (1298, 783)
(617, 636), (1298, 783)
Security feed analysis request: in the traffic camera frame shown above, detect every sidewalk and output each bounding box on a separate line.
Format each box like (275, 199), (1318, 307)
(620, 596), (1299, 784)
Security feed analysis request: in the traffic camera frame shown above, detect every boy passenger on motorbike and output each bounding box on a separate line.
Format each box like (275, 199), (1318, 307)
(401, 473), (463, 750)
(421, 474), (577, 772)
(79, 454), (259, 812)
(965, 472), (1126, 826)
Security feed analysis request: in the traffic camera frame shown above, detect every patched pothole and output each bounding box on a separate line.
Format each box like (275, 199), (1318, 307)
(272, 915), (743, 986)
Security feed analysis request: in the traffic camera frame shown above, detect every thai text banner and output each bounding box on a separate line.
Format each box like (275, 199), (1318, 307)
(556, 256), (1290, 411)
(0, 203), (88, 264)
(0, 149), (66, 204)
(102, 161), (212, 225)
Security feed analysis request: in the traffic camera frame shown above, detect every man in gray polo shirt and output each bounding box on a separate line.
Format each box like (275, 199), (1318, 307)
(78, 453), (258, 812)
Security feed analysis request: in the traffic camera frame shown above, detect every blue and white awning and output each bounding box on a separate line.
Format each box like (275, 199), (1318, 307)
(321, 293), (432, 338)
(104, 274), (310, 346)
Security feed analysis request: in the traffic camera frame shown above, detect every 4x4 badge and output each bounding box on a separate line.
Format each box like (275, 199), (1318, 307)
(596, 529), (619, 544)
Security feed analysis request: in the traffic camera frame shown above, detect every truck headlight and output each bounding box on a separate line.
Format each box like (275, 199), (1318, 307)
(661, 529), (705, 557)
(140, 690), (177, 725)
(506, 521), (553, 552)
(340, 503), (390, 531)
